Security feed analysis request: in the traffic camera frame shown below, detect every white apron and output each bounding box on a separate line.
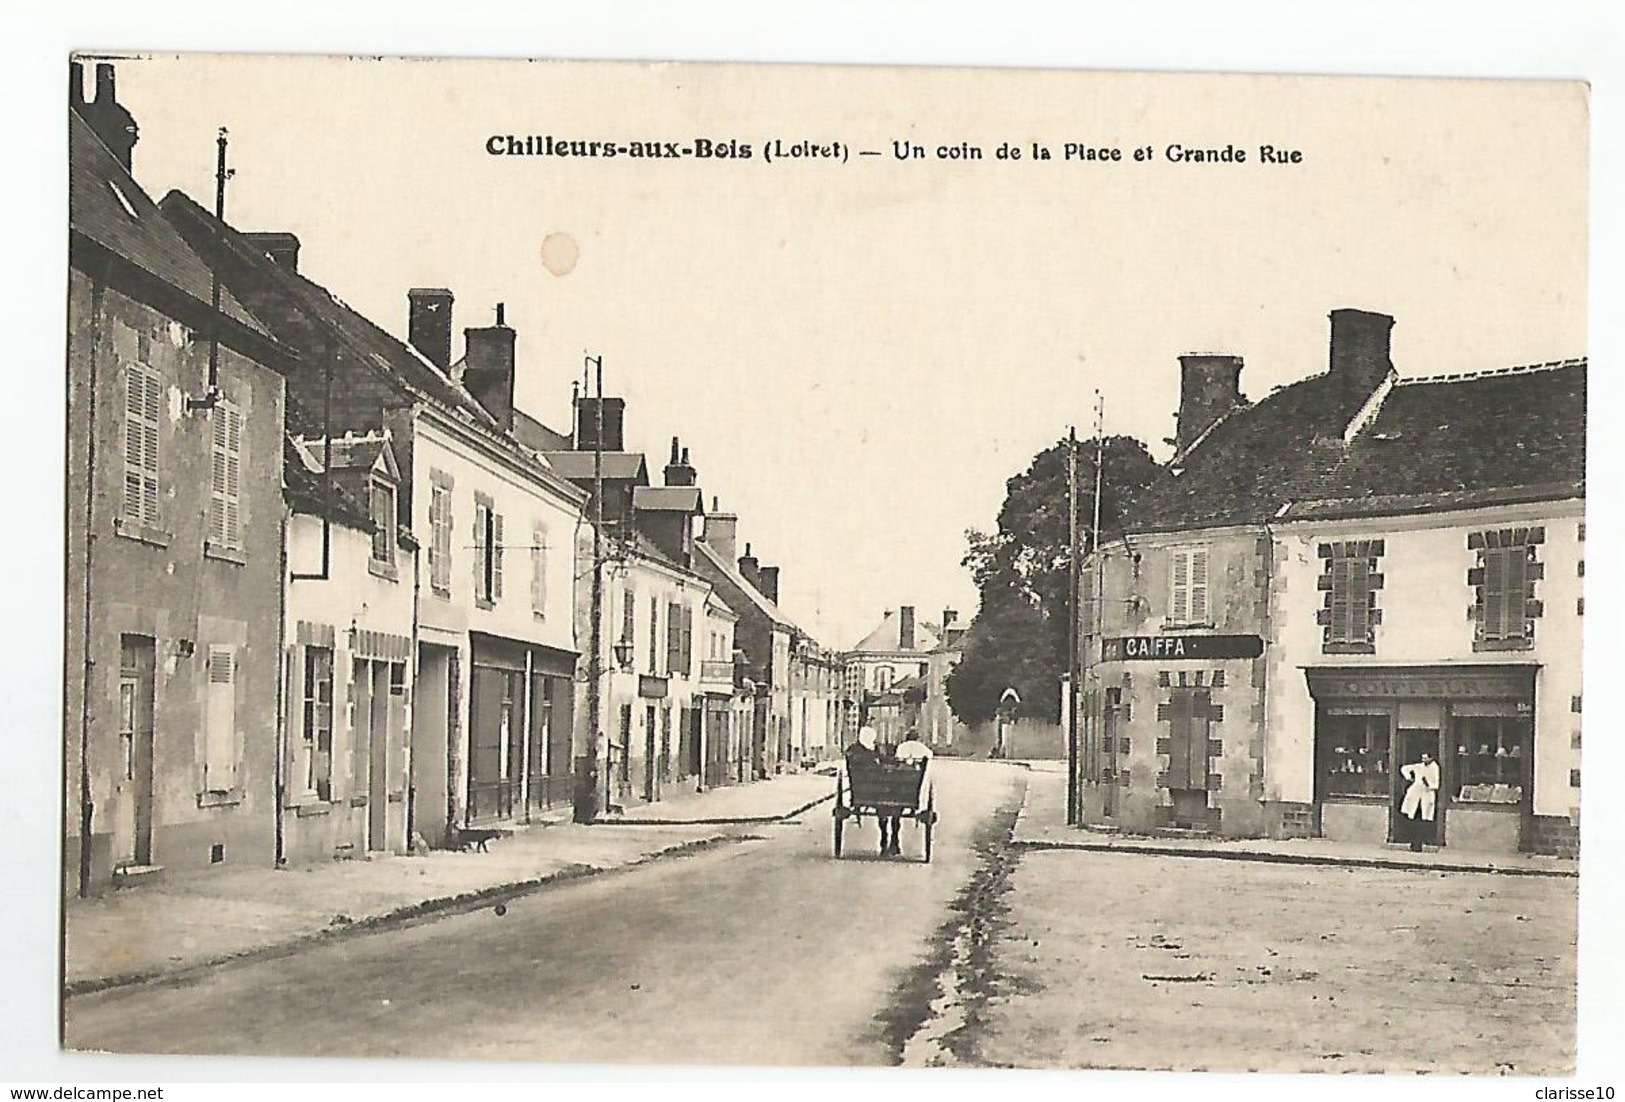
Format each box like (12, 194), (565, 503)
(1400, 760), (1440, 822)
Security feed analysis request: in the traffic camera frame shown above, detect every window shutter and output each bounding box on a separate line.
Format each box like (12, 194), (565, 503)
(1484, 547), (1509, 639)
(1170, 550), (1190, 623)
(473, 502), (488, 599)
(125, 369), (161, 528)
(492, 512), (504, 600)
(204, 646), (238, 791)
(1329, 559), (1351, 641)
(225, 407), (242, 548)
(1189, 549), (1209, 624)
(1503, 547), (1529, 640)
(1348, 557), (1370, 642)
(284, 644), (303, 795)
(622, 584), (636, 647)
(532, 521), (548, 615)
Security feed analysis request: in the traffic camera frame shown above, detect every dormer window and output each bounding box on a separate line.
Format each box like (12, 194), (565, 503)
(370, 479), (396, 567)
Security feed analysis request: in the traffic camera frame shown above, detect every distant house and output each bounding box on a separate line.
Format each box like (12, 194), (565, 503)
(1082, 308), (1584, 856)
(842, 606), (942, 742)
(921, 611), (969, 749)
(65, 67), (297, 894)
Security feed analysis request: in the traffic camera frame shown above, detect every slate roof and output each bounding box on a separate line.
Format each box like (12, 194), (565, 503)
(1128, 359), (1586, 533)
(283, 437), (375, 531)
(848, 609), (943, 655)
(694, 540), (794, 628)
(542, 451), (650, 483)
(512, 410), (572, 452)
(158, 190), (496, 428)
(633, 486), (706, 513)
(69, 111), (273, 343)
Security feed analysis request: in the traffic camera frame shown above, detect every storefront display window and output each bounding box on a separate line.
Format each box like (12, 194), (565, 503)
(1320, 712), (1390, 798)
(1453, 714), (1528, 804)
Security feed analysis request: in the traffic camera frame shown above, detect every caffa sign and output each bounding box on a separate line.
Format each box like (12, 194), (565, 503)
(1103, 635), (1264, 661)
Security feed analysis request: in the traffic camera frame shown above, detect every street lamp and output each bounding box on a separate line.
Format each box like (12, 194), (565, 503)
(613, 636), (635, 671)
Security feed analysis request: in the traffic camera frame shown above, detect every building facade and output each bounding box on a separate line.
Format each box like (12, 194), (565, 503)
(66, 83), (296, 893)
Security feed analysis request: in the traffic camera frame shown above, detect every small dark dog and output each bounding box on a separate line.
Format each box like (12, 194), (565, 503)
(452, 826), (504, 853)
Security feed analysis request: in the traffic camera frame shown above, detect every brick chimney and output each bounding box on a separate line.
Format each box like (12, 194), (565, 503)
(245, 232), (301, 272)
(408, 288), (454, 371)
(942, 608), (958, 631)
(738, 543), (761, 589)
(462, 303), (517, 431)
(664, 437), (698, 487)
(73, 61), (139, 171)
(1328, 308), (1395, 396)
(758, 566), (780, 605)
(704, 495), (738, 563)
(575, 396), (626, 452)
(1175, 354), (1244, 453)
(899, 606), (917, 650)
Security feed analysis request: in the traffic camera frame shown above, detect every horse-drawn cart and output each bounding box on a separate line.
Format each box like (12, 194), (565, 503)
(832, 760), (936, 862)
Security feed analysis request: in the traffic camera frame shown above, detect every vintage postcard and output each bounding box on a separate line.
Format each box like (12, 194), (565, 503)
(60, 53), (1588, 1074)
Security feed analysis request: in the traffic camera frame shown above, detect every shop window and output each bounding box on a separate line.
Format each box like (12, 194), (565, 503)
(1319, 712), (1390, 798)
(1317, 540), (1382, 653)
(1452, 715), (1528, 804)
(1468, 528), (1543, 650)
(1168, 547), (1209, 626)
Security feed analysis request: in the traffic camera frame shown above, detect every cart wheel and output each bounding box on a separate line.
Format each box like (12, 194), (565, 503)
(923, 792), (935, 863)
(834, 812), (844, 857)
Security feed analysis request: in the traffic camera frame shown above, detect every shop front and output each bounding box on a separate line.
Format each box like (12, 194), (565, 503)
(466, 633), (577, 824)
(1306, 665), (1537, 854)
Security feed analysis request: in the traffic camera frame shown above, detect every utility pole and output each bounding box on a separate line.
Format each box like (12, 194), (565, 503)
(1091, 392), (1107, 817)
(575, 353), (606, 822)
(1067, 425), (1080, 826)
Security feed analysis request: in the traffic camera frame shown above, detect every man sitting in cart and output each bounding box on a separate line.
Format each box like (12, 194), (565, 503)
(874, 729), (931, 856)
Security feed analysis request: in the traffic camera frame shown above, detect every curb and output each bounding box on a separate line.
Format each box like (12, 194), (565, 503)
(590, 791), (835, 827)
(64, 833), (744, 999)
(1008, 837), (1577, 878)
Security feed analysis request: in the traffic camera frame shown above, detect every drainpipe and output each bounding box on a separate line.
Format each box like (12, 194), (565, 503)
(406, 537), (421, 847)
(274, 502), (289, 866)
(76, 272), (106, 899)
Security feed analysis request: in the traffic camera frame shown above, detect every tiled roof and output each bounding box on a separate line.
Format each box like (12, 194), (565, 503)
(633, 486), (705, 513)
(291, 432), (396, 477)
(284, 437), (374, 531)
(848, 609), (943, 655)
(69, 111), (269, 339)
(694, 541), (794, 628)
(1127, 359), (1585, 533)
(542, 451), (649, 483)
(512, 410), (572, 452)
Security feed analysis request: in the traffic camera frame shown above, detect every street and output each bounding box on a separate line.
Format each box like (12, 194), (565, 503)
(63, 760), (1575, 1072)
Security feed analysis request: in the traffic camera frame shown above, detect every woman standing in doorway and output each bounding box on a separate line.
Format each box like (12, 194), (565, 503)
(1399, 751), (1440, 852)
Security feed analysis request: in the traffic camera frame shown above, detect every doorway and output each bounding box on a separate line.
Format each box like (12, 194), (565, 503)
(1391, 727), (1442, 846)
(116, 636), (156, 867)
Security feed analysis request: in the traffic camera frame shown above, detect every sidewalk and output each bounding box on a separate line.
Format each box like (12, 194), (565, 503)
(1012, 766), (1577, 878)
(64, 772), (832, 997)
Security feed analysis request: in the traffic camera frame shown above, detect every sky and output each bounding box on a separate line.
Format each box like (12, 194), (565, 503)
(105, 56), (1588, 650)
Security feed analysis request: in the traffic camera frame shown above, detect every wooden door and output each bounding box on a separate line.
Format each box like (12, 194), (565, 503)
(1392, 727), (1442, 845)
(116, 636), (155, 866)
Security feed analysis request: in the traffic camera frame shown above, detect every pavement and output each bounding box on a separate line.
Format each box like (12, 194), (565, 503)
(63, 771), (833, 997)
(1010, 760), (1578, 878)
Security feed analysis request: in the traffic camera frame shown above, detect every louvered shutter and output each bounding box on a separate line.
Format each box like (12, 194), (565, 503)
(125, 369), (162, 528)
(1347, 556), (1369, 643)
(1329, 558), (1351, 642)
(474, 502), (488, 599)
(1170, 550), (1190, 623)
(491, 512), (504, 600)
(1484, 548), (1510, 640)
(204, 646), (238, 791)
(226, 407), (242, 547)
(532, 521), (548, 615)
(1502, 547), (1529, 640)
(1189, 549), (1209, 624)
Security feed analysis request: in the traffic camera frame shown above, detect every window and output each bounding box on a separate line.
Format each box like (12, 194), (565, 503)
(208, 402), (243, 550)
(1470, 528), (1543, 649)
(666, 601), (682, 676)
(301, 646), (334, 799)
(1168, 547), (1209, 625)
(1318, 540), (1383, 653)
(203, 646), (238, 793)
(428, 481), (452, 594)
(531, 521), (549, 617)
(620, 583), (636, 656)
(875, 665), (895, 692)
(649, 596), (660, 674)
(473, 496), (503, 606)
(1318, 712), (1390, 798)
(1452, 715), (1529, 804)
(123, 365), (161, 529)
(369, 480), (396, 565)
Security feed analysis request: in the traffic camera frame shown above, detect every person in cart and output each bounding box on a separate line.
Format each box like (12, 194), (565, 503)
(874, 729), (932, 855)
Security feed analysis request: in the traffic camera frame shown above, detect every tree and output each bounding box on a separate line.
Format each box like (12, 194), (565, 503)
(947, 434), (1159, 726)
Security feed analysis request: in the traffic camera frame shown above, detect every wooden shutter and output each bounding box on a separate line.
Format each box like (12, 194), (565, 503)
(683, 605), (694, 676)
(283, 644), (303, 798)
(621, 583), (636, 647)
(532, 521), (548, 615)
(473, 502), (488, 600)
(1170, 550), (1190, 623)
(666, 601), (681, 674)
(125, 368), (161, 528)
(1189, 548), (1209, 624)
(491, 512), (504, 600)
(204, 646), (238, 792)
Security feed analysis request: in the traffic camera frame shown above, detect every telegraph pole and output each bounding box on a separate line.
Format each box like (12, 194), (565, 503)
(1091, 392), (1107, 817)
(576, 353), (606, 822)
(1067, 425), (1080, 826)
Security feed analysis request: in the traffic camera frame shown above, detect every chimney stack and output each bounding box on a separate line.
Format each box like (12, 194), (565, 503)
(408, 288), (454, 371)
(758, 566), (780, 605)
(74, 60), (139, 171)
(575, 396), (627, 452)
(738, 543), (761, 589)
(1328, 308), (1396, 397)
(664, 438), (699, 487)
(942, 608), (958, 631)
(462, 303), (517, 430)
(899, 606), (917, 650)
(1175, 354), (1244, 454)
(703, 496), (739, 563)
(245, 232), (301, 272)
